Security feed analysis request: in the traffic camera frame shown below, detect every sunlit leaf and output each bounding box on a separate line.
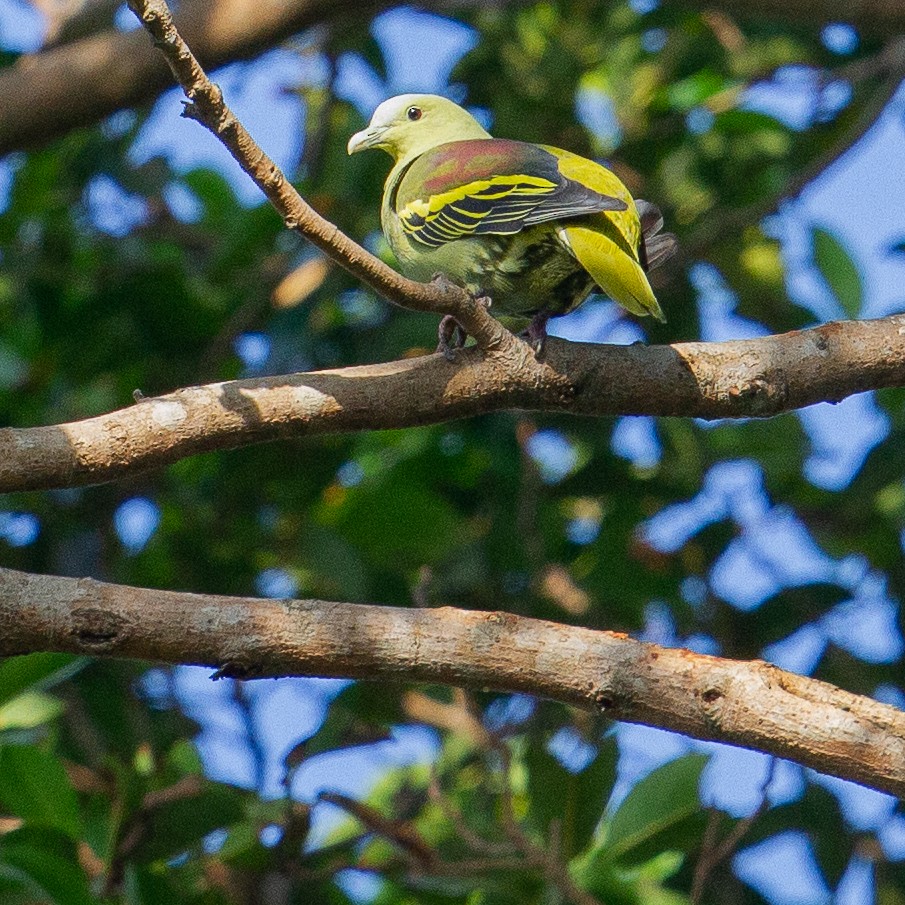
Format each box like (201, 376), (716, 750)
(0, 692), (64, 730)
(601, 755), (708, 866)
(813, 226), (862, 318)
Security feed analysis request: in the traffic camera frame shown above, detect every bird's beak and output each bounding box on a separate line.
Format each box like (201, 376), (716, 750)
(347, 126), (386, 155)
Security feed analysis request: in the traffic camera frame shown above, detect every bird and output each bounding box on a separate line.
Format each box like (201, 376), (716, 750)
(347, 94), (676, 356)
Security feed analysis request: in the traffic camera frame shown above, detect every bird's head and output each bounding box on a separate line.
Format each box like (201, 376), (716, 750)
(347, 94), (491, 163)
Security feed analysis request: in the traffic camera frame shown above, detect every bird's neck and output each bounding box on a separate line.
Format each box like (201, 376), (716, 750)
(390, 120), (492, 170)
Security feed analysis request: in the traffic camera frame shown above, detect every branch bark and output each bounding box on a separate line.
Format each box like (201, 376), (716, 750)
(126, 0), (512, 355)
(0, 0), (878, 496)
(3, 565), (904, 796)
(3, 313), (904, 493)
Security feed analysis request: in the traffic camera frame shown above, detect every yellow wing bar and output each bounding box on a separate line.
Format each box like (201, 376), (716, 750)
(399, 175), (560, 248)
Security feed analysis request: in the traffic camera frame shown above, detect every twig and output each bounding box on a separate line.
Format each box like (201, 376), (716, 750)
(317, 791), (437, 869)
(685, 36), (905, 256)
(231, 680), (267, 791)
(494, 743), (602, 905)
(105, 773), (206, 894)
(0, 0), (386, 156)
(428, 768), (516, 856)
(690, 757), (778, 902)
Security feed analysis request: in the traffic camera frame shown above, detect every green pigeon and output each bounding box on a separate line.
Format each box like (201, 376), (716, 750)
(348, 94), (676, 354)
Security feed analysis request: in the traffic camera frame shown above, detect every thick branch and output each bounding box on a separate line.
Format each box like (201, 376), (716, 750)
(667, 0), (905, 31)
(0, 0), (382, 156)
(2, 313), (904, 493)
(2, 566), (904, 796)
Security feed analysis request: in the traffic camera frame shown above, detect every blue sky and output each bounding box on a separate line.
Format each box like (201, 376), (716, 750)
(1, 3), (904, 902)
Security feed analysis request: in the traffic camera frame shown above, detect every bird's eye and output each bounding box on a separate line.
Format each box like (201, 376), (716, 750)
(406, 106), (422, 121)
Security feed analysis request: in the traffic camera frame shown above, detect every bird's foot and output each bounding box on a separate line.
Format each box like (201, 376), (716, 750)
(437, 315), (467, 361)
(431, 275), (494, 359)
(522, 311), (550, 358)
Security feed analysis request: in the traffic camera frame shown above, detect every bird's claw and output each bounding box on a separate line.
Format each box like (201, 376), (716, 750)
(437, 315), (467, 361)
(430, 272), (458, 295)
(431, 276), (494, 359)
(522, 312), (550, 358)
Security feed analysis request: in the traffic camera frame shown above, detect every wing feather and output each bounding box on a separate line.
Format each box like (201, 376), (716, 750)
(396, 143), (627, 249)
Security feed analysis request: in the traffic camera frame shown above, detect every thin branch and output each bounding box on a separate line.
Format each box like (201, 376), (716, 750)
(126, 0), (510, 353)
(684, 36), (905, 256)
(3, 566), (905, 797)
(317, 792), (438, 869)
(0, 0), (383, 156)
(428, 769), (516, 856)
(691, 758), (777, 903)
(2, 0), (902, 157)
(1, 312), (904, 493)
(665, 0), (905, 32)
(494, 744), (602, 905)
(231, 680), (266, 791)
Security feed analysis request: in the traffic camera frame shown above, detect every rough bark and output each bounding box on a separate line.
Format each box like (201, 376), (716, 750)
(2, 565), (904, 796)
(2, 313), (904, 493)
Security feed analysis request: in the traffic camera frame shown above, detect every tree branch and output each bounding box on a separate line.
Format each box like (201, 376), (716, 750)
(0, 0), (385, 156)
(2, 0), (902, 157)
(3, 565), (904, 796)
(126, 0), (510, 353)
(1, 313), (904, 494)
(0, 0), (896, 494)
(684, 36), (905, 256)
(667, 0), (905, 31)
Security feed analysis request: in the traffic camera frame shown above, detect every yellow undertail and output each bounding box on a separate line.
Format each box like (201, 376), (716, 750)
(564, 224), (665, 322)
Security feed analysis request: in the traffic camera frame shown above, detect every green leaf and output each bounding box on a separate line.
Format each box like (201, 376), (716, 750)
(603, 755), (708, 866)
(0, 745), (82, 839)
(667, 70), (729, 110)
(326, 481), (471, 568)
(0, 692), (64, 730)
(0, 841), (94, 905)
(526, 734), (617, 858)
(813, 227), (862, 318)
(133, 782), (246, 862)
(0, 654), (86, 709)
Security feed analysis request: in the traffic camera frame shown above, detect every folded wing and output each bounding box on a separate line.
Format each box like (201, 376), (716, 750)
(395, 139), (627, 249)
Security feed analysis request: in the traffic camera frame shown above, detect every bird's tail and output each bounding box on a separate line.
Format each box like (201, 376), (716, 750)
(635, 200), (678, 272)
(564, 223), (666, 322)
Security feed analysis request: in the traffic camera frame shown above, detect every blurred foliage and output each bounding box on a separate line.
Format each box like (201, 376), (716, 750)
(0, 0), (904, 902)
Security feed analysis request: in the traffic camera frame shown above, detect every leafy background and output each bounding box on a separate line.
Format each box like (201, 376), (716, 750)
(0, 0), (904, 902)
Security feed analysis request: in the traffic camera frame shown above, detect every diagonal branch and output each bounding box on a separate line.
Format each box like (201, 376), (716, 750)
(684, 36), (905, 256)
(2, 312), (904, 493)
(3, 565), (905, 797)
(126, 0), (509, 353)
(0, 0), (894, 495)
